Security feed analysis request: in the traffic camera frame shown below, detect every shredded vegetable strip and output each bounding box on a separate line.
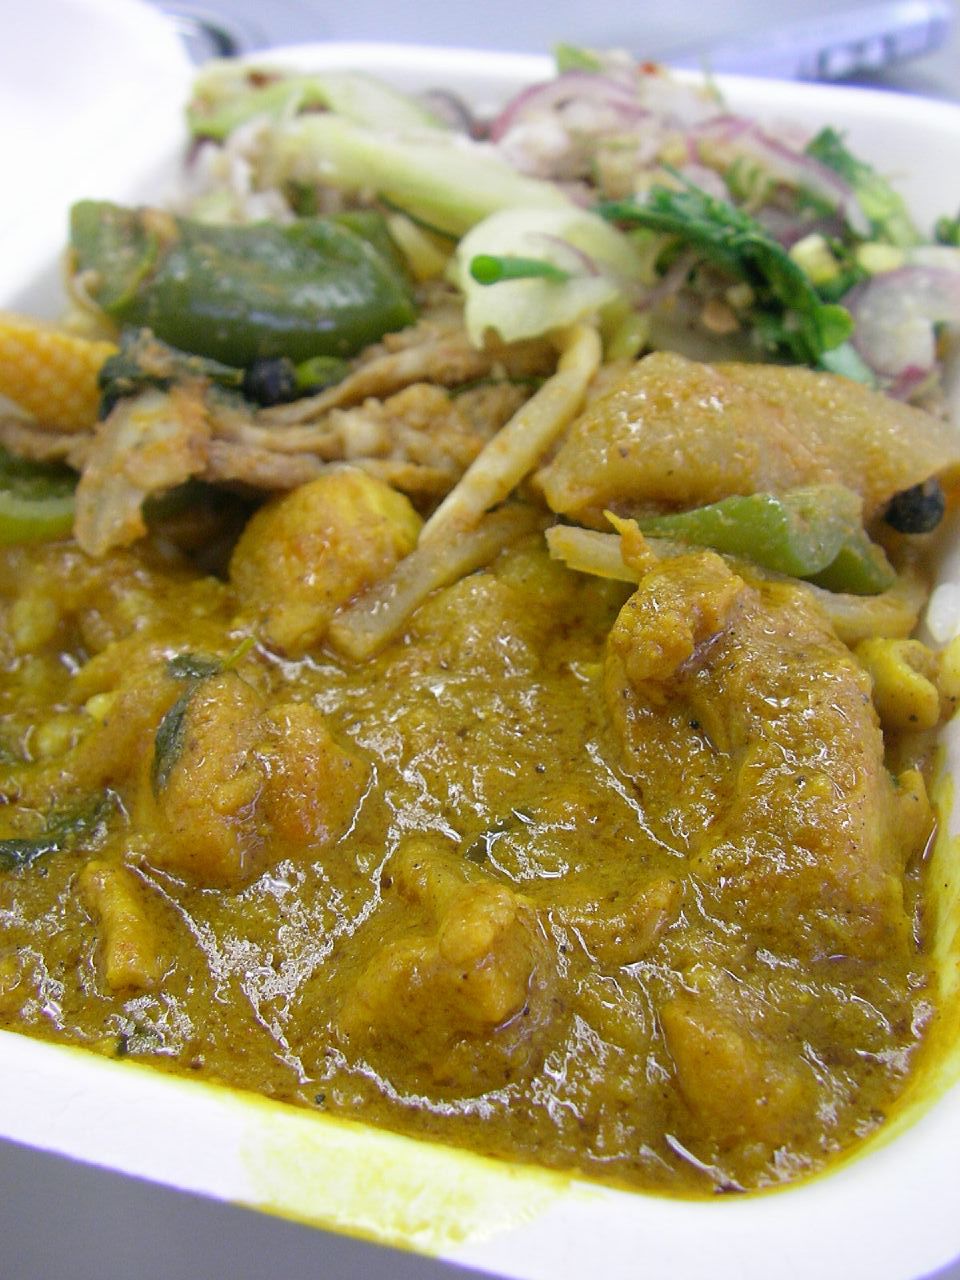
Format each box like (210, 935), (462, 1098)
(419, 323), (600, 544)
(545, 523), (635, 580)
(330, 504), (545, 661)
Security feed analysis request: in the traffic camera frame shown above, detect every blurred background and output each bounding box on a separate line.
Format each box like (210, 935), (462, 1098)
(151, 0), (960, 96)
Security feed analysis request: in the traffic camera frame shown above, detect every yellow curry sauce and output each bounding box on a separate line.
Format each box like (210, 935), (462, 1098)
(0, 455), (944, 1195)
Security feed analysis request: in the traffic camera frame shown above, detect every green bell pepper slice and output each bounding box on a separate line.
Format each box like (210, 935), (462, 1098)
(0, 448), (76, 545)
(638, 485), (895, 595)
(69, 201), (417, 366)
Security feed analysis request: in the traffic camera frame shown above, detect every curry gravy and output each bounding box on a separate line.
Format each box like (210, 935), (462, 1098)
(0, 515), (935, 1196)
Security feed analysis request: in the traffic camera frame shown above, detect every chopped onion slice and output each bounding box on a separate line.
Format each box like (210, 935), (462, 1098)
(847, 267), (960, 378)
(693, 116), (871, 237)
(490, 71), (653, 143)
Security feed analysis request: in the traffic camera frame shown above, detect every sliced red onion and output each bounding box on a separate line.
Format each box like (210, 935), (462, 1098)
(520, 232), (603, 277)
(755, 205), (846, 249)
(674, 162), (729, 201)
(692, 116), (871, 237)
(489, 71), (651, 142)
(634, 248), (698, 311)
(847, 266), (960, 378)
(416, 89), (480, 136)
(886, 365), (935, 401)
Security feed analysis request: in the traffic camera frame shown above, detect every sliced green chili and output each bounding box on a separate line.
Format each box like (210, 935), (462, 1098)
(638, 485), (895, 594)
(0, 448), (77, 544)
(469, 255), (572, 285)
(71, 202), (417, 366)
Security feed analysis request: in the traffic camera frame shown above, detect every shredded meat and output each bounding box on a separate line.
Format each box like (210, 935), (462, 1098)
(257, 289), (553, 426)
(73, 384), (210, 557)
(8, 293), (553, 555)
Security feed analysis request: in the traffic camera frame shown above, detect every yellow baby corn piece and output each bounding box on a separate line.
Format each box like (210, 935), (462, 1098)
(0, 312), (116, 431)
(856, 636), (942, 732)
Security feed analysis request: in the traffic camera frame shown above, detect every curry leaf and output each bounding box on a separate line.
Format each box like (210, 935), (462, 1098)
(0, 792), (117, 871)
(151, 687), (195, 797)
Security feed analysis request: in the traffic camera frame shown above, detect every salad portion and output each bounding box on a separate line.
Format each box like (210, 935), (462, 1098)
(178, 47), (960, 392)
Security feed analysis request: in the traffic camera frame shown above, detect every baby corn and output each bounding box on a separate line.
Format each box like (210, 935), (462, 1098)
(0, 313), (116, 431)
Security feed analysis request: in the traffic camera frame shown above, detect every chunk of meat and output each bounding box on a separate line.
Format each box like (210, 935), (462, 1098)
(258, 701), (370, 848)
(78, 860), (164, 992)
(554, 875), (682, 967)
(211, 382), (526, 497)
(229, 466), (421, 656)
(336, 837), (558, 1094)
(144, 671), (266, 887)
(604, 550), (926, 957)
(71, 662), (178, 793)
(537, 350), (960, 526)
(139, 672), (369, 887)
(258, 292), (554, 426)
(660, 991), (814, 1153)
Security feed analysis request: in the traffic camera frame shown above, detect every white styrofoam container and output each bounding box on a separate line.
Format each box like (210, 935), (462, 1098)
(4, 4), (960, 1277)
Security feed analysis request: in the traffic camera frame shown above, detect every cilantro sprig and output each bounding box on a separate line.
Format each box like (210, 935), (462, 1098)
(598, 180), (853, 366)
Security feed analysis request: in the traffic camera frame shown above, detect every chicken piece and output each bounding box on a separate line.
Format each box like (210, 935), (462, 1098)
(336, 836), (558, 1095)
(73, 384), (210, 557)
(206, 381), (527, 501)
(78, 860), (164, 993)
(258, 701), (371, 849)
(604, 550), (926, 958)
(554, 875), (682, 967)
(140, 672), (369, 888)
(144, 670), (266, 887)
(537, 350), (960, 526)
(611, 549), (743, 702)
(660, 991), (814, 1152)
(71, 662), (180, 793)
(204, 439), (325, 491)
(229, 466), (421, 656)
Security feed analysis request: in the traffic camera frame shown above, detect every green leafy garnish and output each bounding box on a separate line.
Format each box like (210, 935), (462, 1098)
(0, 792), (117, 871)
(598, 182), (853, 364)
(805, 127), (920, 247)
(469, 254), (572, 285)
(151, 686), (195, 796)
(154, 638), (254, 794)
(554, 43), (604, 73)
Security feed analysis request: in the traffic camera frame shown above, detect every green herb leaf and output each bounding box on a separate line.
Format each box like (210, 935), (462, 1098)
(805, 127), (920, 247)
(598, 182), (853, 364)
(151, 686), (195, 797)
(0, 792), (117, 872)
